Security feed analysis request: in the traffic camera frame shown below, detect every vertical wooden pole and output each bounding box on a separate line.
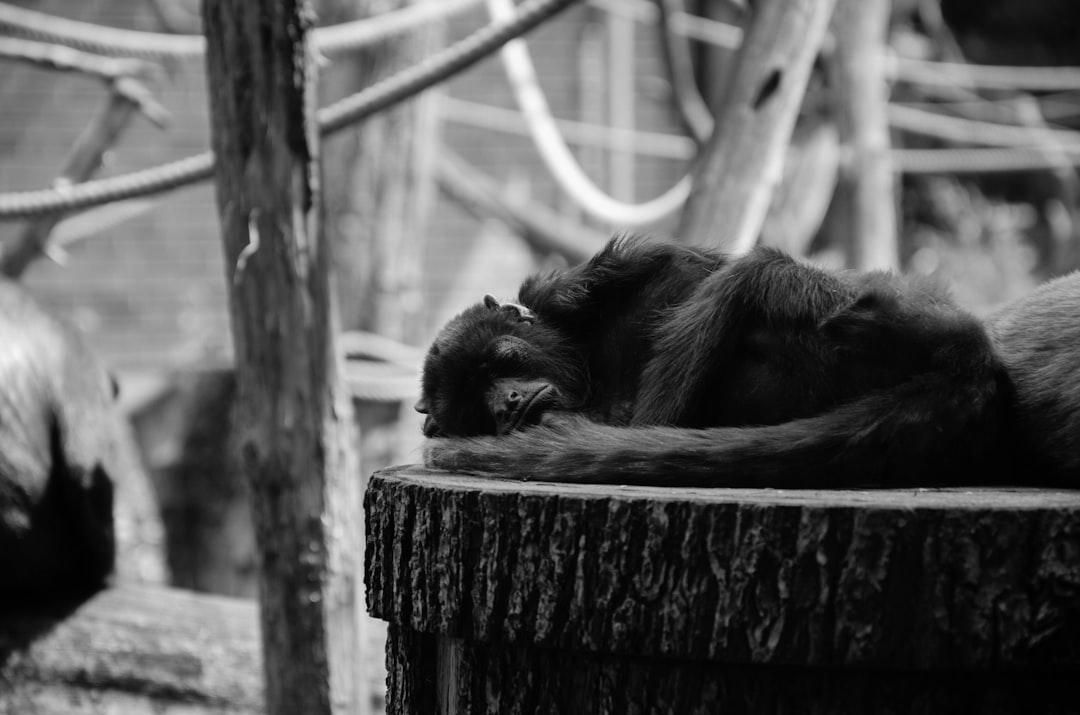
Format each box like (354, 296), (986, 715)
(831, 0), (898, 270)
(203, 1), (361, 713)
(676, 0), (836, 251)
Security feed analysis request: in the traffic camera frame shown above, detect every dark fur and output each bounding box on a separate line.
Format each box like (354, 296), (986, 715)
(420, 236), (1074, 487)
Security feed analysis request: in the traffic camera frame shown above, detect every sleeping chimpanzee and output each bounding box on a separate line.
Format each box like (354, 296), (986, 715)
(0, 280), (127, 601)
(417, 235), (1079, 487)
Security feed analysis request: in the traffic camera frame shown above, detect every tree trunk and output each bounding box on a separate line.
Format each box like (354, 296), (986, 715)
(203, 1), (361, 713)
(677, 0), (836, 251)
(321, 0), (437, 342)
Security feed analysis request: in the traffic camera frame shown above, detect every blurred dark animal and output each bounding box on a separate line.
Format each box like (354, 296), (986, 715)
(0, 280), (137, 601)
(988, 272), (1080, 479)
(418, 235), (1078, 486)
(128, 369), (253, 597)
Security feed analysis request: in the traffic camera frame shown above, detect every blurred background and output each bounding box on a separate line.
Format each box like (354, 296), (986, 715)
(1, 0), (1079, 703)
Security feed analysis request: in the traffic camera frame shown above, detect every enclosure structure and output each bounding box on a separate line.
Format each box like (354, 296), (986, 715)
(366, 466), (1080, 714)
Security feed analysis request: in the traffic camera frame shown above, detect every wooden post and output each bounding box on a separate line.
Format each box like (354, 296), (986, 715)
(830, 0), (899, 271)
(677, 0), (836, 251)
(203, 2), (361, 714)
(367, 466), (1080, 714)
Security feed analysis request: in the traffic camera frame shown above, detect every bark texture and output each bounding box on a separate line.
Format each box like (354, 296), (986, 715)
(203, 1), (361, 713)
(367, 466), (1080, 713)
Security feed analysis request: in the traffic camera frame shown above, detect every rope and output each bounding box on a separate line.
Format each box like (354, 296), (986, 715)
(894, 146), (1080, 174)
(0, 0), (483, 60)
(0, 0), (581, 219)
(339, 330), (423, 370)
(889, 104), (1080, 147)
(590, 0), (1080, 93)
(487, 0), (690, 226)
(891, 56), (1080, 93)
(445, 97), (1080, 173)
(321, 0), (578, 134)
(0, 152), (215, 219)
(342, 361), (420, 402)
(440, 96), (696, 159)
(587, 0), (741, 50)
(316, 0), (482, 56)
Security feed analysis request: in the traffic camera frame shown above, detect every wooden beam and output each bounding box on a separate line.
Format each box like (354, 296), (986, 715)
(203, 1), (362, 713)
(830, 0), (898, 270)
(0, 586), (262, 713)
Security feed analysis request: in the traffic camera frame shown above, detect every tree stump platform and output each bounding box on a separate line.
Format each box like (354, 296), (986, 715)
(365, 465), (1080, 714)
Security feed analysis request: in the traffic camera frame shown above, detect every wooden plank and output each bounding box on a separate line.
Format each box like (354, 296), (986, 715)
(203, 2), (362, 713)
(0, 586), (262, 714)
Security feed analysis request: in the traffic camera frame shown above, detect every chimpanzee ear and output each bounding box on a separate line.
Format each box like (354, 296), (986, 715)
(503, 301), (536, 324)
(483, 294), (536, 324)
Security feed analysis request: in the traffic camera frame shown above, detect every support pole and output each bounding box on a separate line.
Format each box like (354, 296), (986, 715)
(203, 1), (361, 712)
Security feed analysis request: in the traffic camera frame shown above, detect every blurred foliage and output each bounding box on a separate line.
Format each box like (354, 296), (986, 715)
(886, 0), (1080, 309)
(902, 176), (1040, 310)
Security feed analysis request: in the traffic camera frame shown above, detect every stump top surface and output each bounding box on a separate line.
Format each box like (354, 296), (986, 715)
(366, 466), (1080, 668)
(377, 464), (1080, 511)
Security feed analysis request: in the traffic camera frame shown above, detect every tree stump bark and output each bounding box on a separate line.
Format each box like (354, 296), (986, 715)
(366, 466), (1080, 714)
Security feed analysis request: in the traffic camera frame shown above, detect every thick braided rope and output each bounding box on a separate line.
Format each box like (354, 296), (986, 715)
(318, 0), (576, 134)
(0, 0), (483, 60)
(0, 0), (580, 219)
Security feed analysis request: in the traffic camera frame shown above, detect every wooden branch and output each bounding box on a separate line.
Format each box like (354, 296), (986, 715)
(437, 149), (607, 264)
(203, 1), (362, 714)
(759, 118), (840, 256)
(0, 37), (168, 278)
(676, 0), (836, 251)
(830, 0), (898, 270)
(146, 0), (203, 34)
(0, 586), (263, 713)
(368, 466), (1080, 713)
(1, 93), (142, 278)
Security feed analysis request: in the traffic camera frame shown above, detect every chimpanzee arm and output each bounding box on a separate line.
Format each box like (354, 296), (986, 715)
(518, 236), (721, 323)
(424, 362), (1012, 488)
(633, 247), (848, 426)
